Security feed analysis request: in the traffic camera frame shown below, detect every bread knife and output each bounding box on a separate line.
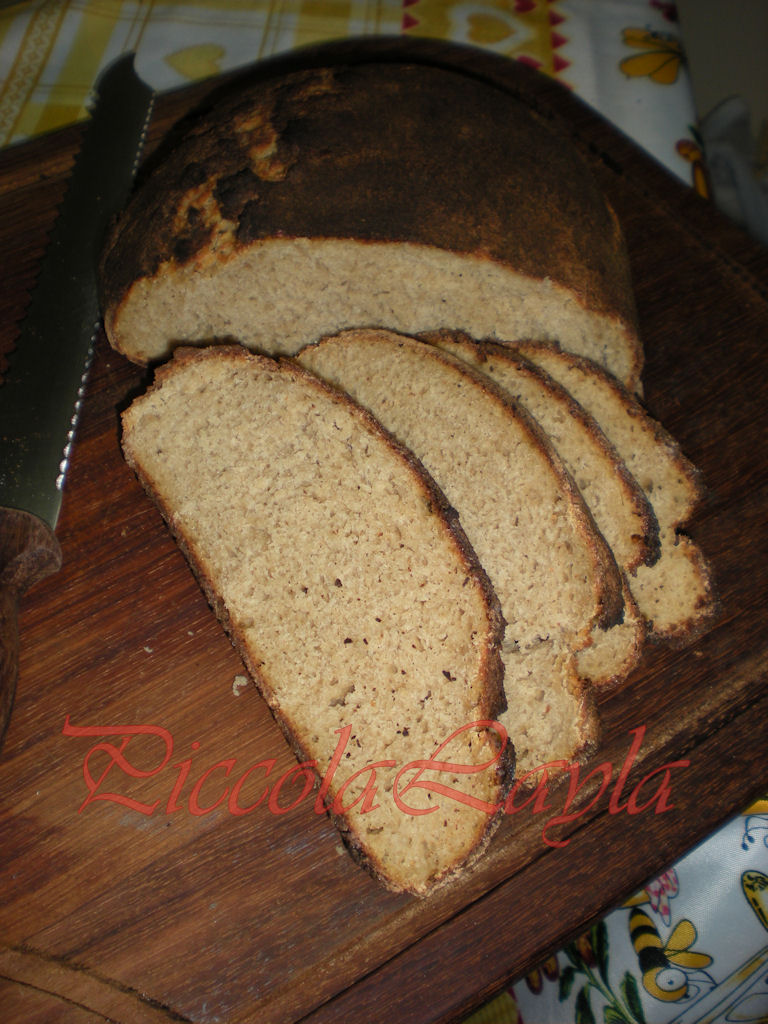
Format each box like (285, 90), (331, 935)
(0, 53), (154, 751)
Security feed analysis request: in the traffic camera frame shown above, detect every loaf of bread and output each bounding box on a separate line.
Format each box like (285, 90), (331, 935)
(121, 345), (512, 895)
(107, 58), (717, 894)
(507, 341), (717, 643)
(297, 329), (625, 774)
(100, 60), (643, 390)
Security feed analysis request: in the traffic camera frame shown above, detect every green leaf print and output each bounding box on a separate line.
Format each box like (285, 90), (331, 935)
(592, 920), (610, 983)
(620, 972), (646, 1024)
(559, 965), (577, 1001)
(576, 986), (597, 1024)
(603, 1006), (633, 1024)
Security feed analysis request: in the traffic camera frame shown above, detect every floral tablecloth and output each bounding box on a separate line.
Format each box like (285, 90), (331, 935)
(2, 3), (766, 1022)
(471, 800), (768, 1024)
(1, 0), (707, 192)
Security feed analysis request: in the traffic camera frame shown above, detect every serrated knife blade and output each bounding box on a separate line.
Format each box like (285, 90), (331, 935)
(0, 53), (154, 749)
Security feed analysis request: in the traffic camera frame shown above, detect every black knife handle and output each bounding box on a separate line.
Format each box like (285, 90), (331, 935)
(0, 508), (62, 751)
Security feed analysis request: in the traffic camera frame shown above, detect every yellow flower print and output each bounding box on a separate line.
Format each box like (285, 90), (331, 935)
(677, 138), (710, 198)
(620, 28), (683, 85)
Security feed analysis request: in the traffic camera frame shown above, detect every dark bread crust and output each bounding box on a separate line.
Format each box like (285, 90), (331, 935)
(100, 61), (642, 382)
(122, 344), (513, 895)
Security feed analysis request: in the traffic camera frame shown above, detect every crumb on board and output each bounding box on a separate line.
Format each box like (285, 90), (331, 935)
(232, 674), (250, 697)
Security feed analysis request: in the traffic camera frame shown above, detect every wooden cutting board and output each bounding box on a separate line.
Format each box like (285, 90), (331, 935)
(1, 38), (767, 1024)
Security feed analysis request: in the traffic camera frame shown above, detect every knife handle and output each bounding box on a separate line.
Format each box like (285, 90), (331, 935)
(0, 508), (62, 751)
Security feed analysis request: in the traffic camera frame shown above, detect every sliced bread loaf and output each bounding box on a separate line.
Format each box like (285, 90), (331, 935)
(121, 345), (511, 895)
(297, 329), (625, 774)
(421, 332), (660, 575)
(507, 341), (716, 643)
(419, 330), (655, 690)
(100, 61), (642, 390)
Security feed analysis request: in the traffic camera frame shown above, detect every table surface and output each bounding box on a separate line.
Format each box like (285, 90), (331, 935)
(1, 37), (767, 1024)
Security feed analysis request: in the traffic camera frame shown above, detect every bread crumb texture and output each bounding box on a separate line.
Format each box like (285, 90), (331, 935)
(297, 328), (619, 774)
(122, 346), (509, 894)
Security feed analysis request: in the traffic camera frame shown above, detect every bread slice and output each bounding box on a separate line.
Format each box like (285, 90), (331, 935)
(507, 341), (717, 643)
(418, 331), (655, 690)
(297, 329), (625, 775)
(421, 332), (660, 575)
(576, 577), (646, 691)
(100, 61), (642, 390)
(121, 345), (511, 896)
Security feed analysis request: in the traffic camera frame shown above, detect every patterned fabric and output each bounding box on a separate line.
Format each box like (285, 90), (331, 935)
(484, 797), (768, 1023)
(3, 3), (757, 1021)
(0, 0), (703, 189)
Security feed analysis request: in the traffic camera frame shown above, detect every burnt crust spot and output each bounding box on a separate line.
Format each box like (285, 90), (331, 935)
(214, 168), (262, 221)
(235, 198), (265, 246)
(178, 161), (209, 190)
(100, 62), (638, 336)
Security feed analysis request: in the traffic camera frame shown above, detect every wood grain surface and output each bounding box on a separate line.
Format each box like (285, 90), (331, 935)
(1, 38), (767, 1024)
